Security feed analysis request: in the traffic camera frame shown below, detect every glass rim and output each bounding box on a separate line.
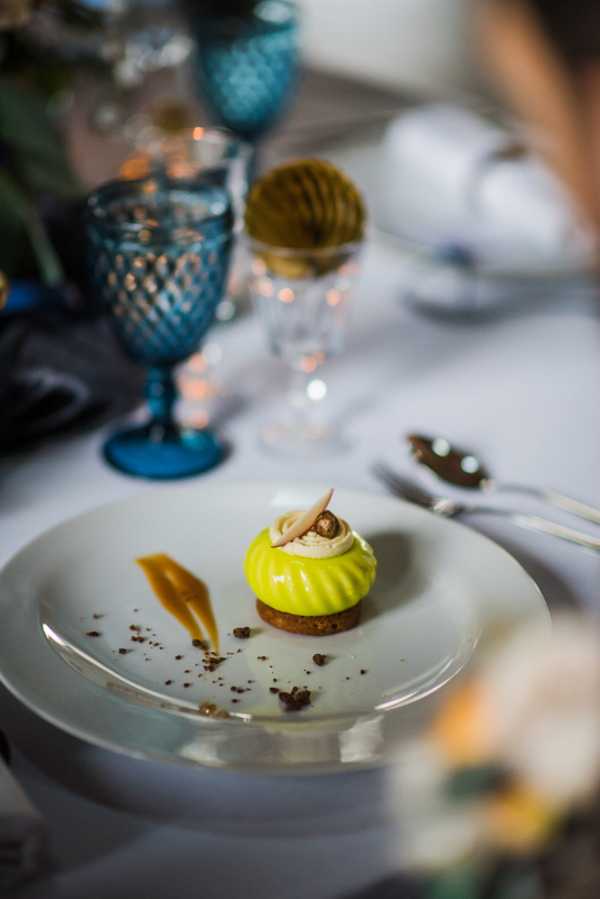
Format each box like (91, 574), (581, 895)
(145, 124), (254, 165)
(85, 175), (234, 245)
(244, 234), (364, 258)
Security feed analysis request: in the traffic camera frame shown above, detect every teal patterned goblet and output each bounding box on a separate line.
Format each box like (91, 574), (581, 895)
(189, 0), (298, 170)
(86, 175), (233, 479)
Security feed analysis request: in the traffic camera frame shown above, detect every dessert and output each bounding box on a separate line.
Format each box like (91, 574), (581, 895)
(244, 489), (377, 636)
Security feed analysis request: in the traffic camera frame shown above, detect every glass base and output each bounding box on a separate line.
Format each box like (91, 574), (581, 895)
(103, 423), (224, 480)
(259, 418), (349, 457)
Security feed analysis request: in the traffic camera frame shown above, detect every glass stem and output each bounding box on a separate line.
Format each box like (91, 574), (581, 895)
(145, 366), (177, 437)
(246, 141), (260, 186)
(287, 367), (328, 434)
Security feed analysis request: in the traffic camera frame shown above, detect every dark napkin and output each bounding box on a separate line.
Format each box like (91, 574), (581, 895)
(0, 314), (143, 453)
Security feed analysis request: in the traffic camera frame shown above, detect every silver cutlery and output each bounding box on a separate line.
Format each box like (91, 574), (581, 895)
(373, 462), (600, 553)
(407, 433), (600, 525)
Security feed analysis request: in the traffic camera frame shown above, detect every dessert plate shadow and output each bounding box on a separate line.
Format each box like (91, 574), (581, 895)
(0, 482), (548, 772)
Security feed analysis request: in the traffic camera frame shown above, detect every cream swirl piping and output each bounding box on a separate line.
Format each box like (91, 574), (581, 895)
(269, 511), (354, 558)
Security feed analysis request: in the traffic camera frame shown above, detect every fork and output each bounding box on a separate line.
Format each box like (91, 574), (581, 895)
(373, 462), (600, 553)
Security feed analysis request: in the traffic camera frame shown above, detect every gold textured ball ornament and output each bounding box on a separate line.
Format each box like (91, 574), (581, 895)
(0, 271), (9, 310)
(245, 159), (366, 277)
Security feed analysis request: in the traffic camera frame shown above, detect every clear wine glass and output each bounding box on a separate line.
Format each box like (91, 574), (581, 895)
(248, 237), (364, 455)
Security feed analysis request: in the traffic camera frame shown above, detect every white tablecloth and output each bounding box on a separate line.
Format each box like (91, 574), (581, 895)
(2, 237), (600, 899)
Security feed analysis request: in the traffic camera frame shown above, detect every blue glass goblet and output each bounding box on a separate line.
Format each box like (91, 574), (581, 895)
(190, 0), (298, 168)
(86, 175), (233, 479)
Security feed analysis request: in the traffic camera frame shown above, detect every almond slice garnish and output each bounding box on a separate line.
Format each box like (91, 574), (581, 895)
(271, 488), (334, 548)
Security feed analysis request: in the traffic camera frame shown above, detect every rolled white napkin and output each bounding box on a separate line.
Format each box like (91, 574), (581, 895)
(379, 103), (593, 269)
(0, 757), (47, 890)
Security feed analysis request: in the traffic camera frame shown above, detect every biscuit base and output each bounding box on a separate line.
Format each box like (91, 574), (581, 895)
(256, 598), (361, 636)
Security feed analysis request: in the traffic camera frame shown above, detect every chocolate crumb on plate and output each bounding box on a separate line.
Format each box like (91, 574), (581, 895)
(85, 630), (101, 637)
(257, 656), (268, 661)
(165, 680), (173, 685)
(233, 626), (251, 639)
(92, 613), (104, 620)
(360, 669), (367, 675)
(203, 655), (225, 673)
(129, 624), (141, 632)
(278, 687), (312, 712)
(175, 655), (183, 660)
(312, 653), (328, 667)
(118, 648), (129, 655)
(270, 687), (280, 694)
(192, 639), (205, 649)
(183, 683), (191, 688)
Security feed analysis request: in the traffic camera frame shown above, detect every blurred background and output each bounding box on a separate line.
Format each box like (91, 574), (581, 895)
(5, 0), (598, 457)
(300, 0), (478, 95)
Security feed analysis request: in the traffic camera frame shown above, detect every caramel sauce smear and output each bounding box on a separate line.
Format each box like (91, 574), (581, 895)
(136, 553), (219, 653)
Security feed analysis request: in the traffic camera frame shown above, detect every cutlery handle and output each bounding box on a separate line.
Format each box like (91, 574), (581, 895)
(485, 480), (600, 525)
(467, 504), (600, 552)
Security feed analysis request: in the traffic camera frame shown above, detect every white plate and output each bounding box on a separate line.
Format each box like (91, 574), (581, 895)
(0, 482), (548, 772)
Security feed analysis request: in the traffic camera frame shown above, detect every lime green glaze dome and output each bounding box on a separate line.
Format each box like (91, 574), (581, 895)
(244, 528), (377, 617)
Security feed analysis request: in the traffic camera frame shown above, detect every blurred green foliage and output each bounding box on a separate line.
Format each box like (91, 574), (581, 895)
(0, 1), (102, 284)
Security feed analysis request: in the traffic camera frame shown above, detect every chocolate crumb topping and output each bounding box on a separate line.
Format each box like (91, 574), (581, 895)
(278, 686), (312, 712)
(312, 510), (340, 539)
(360, 669), (367, 675)
(118, 648), (129, 655)
(312, 653), (327, 667)
(257, 656), (268, 661)
(175, 655), (183, 660)
(85, 630), (101, 637)
(129, 624), (141, 632)
(183, 683), (191, 688)
(130, 635), (146, 643)
(165, 680), (173, 685)
(233, 626), (251, 639)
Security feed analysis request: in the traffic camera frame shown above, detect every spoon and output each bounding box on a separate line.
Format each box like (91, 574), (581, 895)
(373, 462), (600, 554)
(407, 433), (600, 525)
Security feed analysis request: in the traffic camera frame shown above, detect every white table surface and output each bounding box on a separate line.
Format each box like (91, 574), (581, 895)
(2, 236), (600, 899)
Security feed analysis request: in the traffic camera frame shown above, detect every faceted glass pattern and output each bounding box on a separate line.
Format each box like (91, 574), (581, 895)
(193, 1), (298, 142)
(250, 249), (361, 372)
(87, 180), (233, 366)
(248, 240), (363, 455)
